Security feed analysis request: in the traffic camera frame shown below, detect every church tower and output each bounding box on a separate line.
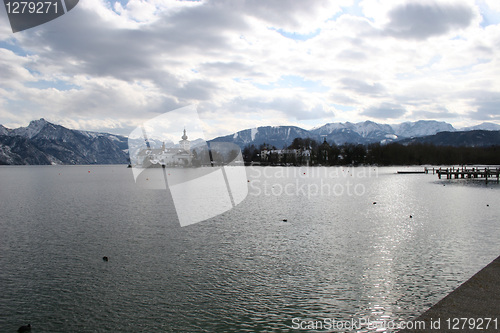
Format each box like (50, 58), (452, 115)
(179, 128), (190, 151)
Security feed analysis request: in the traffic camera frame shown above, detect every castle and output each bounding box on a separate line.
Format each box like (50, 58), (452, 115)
(137, 129), (193, 167)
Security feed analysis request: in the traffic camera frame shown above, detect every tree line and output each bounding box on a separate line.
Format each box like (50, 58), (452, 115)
(242, 138), (500, 165)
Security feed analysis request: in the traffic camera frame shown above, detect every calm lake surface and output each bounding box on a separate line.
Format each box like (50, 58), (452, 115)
(1, 165), (499, 332)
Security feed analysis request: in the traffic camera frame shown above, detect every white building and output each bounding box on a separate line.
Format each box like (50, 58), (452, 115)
(138, 129), (193, 167)
(179, 128), (190, 152)
(260, 148), (311, 163)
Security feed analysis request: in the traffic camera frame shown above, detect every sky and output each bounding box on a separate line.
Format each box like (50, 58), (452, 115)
(1, 0), (500, 140)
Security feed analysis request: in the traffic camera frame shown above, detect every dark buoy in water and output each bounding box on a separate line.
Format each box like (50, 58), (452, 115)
(487, 204), (489, 207)
(102, 256), (109, 262)
(373, 202), (377, 205)
(18, 324), (31, 332)
(282, 219), (288, 222)
(409, 215), (413, 218)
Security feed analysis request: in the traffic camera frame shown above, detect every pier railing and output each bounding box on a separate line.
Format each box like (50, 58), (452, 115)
(436, 167), (500, 182)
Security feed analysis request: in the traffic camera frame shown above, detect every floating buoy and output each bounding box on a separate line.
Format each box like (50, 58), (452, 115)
(102, 256), (109, 262)
(17, 324), (31, 332)
(282, 219), (288, 222)
(409, 215), (413, 218)
(487, 204), (489, 207)
(373, 202), (377, 205)
(88, 171), (91, 173)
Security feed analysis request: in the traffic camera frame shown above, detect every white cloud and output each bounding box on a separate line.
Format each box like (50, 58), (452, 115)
(0, 0), (499, 138)
(384, 2), (477, 40)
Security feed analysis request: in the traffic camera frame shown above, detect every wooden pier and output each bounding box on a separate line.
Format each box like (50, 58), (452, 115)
(436, 167), (500, 183)
(397, 168), (429, 174)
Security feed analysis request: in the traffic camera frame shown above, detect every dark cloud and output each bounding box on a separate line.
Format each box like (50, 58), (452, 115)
(361, 103), (407, 119)
(231, 96), (332, 120)
(215, 0), (335, 31)
(466, 91), (500, 121)
(336, 50), (367, 61)
(329, 93), (358, 105)
(340, 78), (386, 96)
(470, 100), (500, 121)
(385, 3), (475, 40)
(199, 61), (258, 77)
(174, 79), (218, 101)
(411, 108), (459, 119)
(19, 2), (248, 87)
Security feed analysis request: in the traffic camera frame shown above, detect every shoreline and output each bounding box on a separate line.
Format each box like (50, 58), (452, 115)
(399, 255), (500, 332)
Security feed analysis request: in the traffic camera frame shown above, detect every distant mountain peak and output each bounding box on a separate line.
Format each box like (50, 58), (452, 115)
(0, 124), (10, 136)
(31, 117), (47, 123)
(461, 122), (500, 131)
(214, 119), (483, 148)
(392, 120), (455, 138)
(28, 118), (51, 128)
(11, 118), (53, 139)
(0, 118), (129, 165)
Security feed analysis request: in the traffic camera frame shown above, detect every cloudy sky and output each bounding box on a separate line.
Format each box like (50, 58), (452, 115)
(1, 0), (500, 140)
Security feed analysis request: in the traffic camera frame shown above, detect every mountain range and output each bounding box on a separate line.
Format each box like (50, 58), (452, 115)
(213, 120), (500, 149)
(0, 119), (499, 165)
(0, 119), (129, 165)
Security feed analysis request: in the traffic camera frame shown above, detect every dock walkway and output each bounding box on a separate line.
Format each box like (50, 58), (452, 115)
(436, 167), (500, 182)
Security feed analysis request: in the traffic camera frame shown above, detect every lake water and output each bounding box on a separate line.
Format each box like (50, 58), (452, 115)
(1, 165), (499, 332)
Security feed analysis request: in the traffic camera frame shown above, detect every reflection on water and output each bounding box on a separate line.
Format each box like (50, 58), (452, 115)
(0, 165), (499, 332)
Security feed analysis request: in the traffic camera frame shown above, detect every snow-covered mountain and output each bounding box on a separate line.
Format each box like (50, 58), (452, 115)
(311, 121), (397, 144)
(0, 119), (129, 165)
(212, 120), (498, 148)
(0, 124), (10, 136)
(0, 119), (210, 165)
(308, 120), (456, 145)
(392, 120), (455, 138)
(1, 118), (499, 165)
(460, 122), (500, 131)
(210, 126), (316, 148)
(11, 118), (51, 139)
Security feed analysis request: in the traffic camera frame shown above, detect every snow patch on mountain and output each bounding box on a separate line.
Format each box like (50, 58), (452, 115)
(392, 120), (455, 138)
(0, 125), (10, 136)
(461, 122), (500, 131)
(11, 118), (49, 139)
(311, 122), (346, 134)
(251, 128), (258, 141)
(312, 120), (455, 140)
